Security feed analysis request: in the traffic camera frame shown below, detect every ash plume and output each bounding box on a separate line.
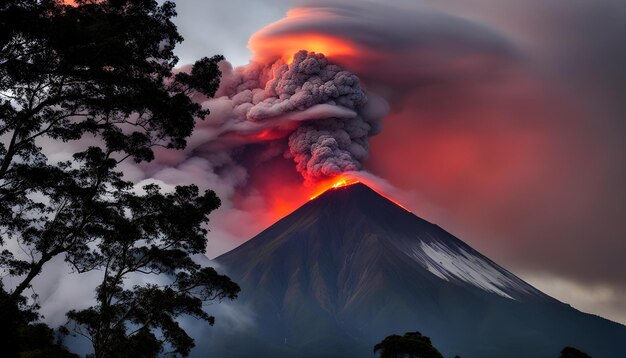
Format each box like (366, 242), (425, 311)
(206, 50), (382, 182)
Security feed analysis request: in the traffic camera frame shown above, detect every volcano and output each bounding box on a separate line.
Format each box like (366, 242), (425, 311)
(201, 183), (626, 358)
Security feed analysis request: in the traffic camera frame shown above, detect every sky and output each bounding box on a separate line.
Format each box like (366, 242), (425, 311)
(26, 0), (626, 329)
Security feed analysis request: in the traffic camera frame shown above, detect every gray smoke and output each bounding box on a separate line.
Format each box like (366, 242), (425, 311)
(205, 50), (383, 182)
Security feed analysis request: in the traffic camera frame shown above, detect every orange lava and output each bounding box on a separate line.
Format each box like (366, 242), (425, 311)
(308, 175), (360, 200)
(306, 174), (412, 213)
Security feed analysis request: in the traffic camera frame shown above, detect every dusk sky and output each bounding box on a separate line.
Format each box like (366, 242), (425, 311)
(28, 0), (624, 330)
(149, 0), (626, 326)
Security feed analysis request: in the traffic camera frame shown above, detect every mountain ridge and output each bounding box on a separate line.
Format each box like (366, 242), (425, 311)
(218, 182), (549, 302)
(200, 182), (626, 358)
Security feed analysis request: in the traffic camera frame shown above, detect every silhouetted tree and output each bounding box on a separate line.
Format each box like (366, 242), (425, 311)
(63, 184), (240, 357)
(560, 346), (592, 358)
(0, 0), (237, 356)
(0, 283), (76, 357)
(373, 331), (444, 358)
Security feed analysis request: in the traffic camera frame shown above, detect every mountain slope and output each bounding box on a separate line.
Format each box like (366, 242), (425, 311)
(201, 183), (626, 358)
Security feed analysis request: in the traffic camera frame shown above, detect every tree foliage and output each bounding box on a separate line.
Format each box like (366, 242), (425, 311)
(560, 346), (592, 358)
(63, 184), (240, 357)
(373, 331), (444, 358)
(0, 0), (238, 356)
(0, 282), (77, 357)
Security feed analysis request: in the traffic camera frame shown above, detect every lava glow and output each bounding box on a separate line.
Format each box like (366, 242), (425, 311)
(248, 129), (285, 141)
(332, 179), (351, 189)
(308, 175), (360, 200)
(233, 172), (412, 248)
(306, 174), (412, 213)
(249, 32), (356, 64)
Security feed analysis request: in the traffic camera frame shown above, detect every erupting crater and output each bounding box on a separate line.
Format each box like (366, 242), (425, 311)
(309, 176), (360, 200)
(306, 175), (411, 212)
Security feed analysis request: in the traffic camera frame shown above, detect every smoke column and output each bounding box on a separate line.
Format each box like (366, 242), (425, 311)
(200, 50), (382, 182)
(216, 50), (381, 182)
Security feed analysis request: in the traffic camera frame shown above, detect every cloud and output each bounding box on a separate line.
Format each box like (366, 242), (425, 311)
(171, 0), (291, 67)
(251, 1), (518, 94)
(524, 272), (626, 326)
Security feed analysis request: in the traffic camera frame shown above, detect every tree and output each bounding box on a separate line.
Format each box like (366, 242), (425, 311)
(0, 282), (77, 357)
(560, 346), (592, 358)
(373, 331), (444, 358)
(63, 184), (240, 357)
(0, 0), (238, 356)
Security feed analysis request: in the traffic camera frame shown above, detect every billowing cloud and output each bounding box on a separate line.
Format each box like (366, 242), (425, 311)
(212, 50), (381, 182)
(250, 1), (518, 94)
(142, 50), (385, 186)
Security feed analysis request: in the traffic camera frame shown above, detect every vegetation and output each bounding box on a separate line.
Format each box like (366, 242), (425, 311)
(560, 346), (592, 358)
(0, 0), (238, 356)
(0, 282), (77, 357)
(373, 331), (444, 358)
